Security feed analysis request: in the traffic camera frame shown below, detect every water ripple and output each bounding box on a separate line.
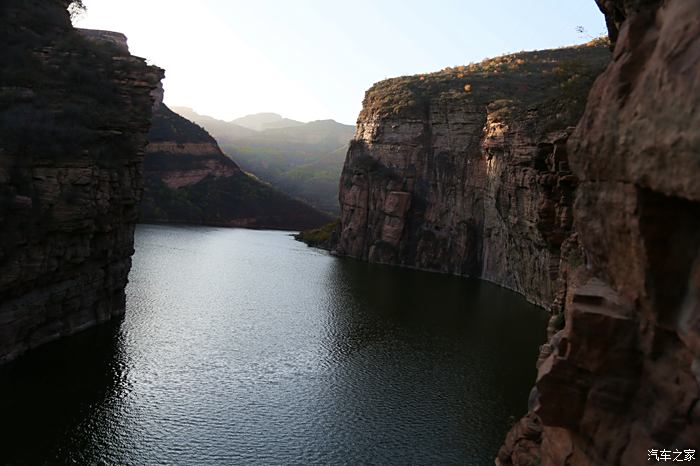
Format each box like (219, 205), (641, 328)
(0, 225), (548, 465)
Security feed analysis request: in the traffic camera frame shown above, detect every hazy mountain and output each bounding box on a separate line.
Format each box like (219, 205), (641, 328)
(254, 119), (355, 148)
(171, 107), (256, 141)
(141, 104), (331, 230)
(232, 112), (304, 131)
(177, 110), (355, 214)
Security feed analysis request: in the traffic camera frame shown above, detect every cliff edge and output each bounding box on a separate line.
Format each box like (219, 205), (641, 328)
(334, 42), (609, 308)
(332, 0), (700, 462)
(0, 0), (162, 363)
(500, 1), (700, 464)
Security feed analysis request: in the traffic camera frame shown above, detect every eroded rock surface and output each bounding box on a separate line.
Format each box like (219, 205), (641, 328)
(0, 1), (162, 363)
(498, 0), (700, 464)
(334, 43), (609, 308)
(78, 29), (129, 54)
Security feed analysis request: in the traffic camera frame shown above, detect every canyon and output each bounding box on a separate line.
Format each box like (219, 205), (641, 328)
(0, 0), (329, 365)
(330, 0), (700, 464)
(0, 0), (162, 363)
(1, 0), (698, 464)
(501, 1), (700, 463)
(333, 42), (610, 309)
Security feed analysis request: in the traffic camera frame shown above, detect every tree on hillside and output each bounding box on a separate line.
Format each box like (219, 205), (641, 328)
(68, 0), (86, 19)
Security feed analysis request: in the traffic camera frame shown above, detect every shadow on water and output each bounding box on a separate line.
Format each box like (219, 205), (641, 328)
(316, 258), (549, 463)
(0, 226), (549, 465)
(0, 321), (125, 465)
(323, 258), (547, 375)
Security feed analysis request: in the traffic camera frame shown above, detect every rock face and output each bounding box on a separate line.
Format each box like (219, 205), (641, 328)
(145, 104), (241, 189)
(140, 104), (331, 230)
(334, 43), (610, 308)
(335, 4), (700, 460)
(0, 1), (162, 363)
(498, 0), (700, 464)
(77, 29), (129, 54)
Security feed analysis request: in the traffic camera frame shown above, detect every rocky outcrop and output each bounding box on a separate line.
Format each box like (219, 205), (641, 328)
(78, 29), (129, 54)
(498, 0), (700, 464)
(141, 104), (331, 230)
(0, 1), (162, 363)
(334, 43), (609, 308)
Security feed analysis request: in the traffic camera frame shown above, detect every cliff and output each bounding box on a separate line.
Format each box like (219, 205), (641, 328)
(334, 43), (610, 308)
(0, 1), (162, 363)
(141, 104), (332, 230)
(500, 0), (700, 464)
(334, 2), (700, 461)
(78, 29), (129, 54)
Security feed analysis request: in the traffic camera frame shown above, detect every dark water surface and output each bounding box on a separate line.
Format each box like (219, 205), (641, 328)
(0, 224), (548, 465)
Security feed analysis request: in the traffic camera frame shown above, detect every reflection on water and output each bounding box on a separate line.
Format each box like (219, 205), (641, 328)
(0, 224), (548, 465)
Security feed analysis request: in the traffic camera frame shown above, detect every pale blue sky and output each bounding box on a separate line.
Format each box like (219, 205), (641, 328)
(76, 0), (606, 125)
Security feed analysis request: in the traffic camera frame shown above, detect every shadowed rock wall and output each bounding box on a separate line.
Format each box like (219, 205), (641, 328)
(499, 1), (700, 464)
(334, 43), (609, 309)
(0, 0), (163, 363)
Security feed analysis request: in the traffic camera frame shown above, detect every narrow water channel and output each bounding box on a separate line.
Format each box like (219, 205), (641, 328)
(0, 224), (548, 465)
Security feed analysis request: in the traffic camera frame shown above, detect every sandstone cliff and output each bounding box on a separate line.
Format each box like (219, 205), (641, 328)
(78, 29), (129, 54)
(0, 0), (162, 363)
(500, 0), (700, 464)
(334, 2), (700, 461)
(141, 104), (331, 230)
(334, 43), (609, 308)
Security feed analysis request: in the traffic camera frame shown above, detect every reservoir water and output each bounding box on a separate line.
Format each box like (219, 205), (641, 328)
(0, 224), (548, 465)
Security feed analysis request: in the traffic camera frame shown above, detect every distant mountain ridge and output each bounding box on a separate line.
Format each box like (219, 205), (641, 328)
(231, 112), (304, 131)
(171, 107), (355, 214)
(141, 104), (331, 230)
(171, 108), (257, 140)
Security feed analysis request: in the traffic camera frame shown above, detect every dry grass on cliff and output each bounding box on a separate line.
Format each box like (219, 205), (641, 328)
(1, 3), (146, 163)
(362, 40), (610, 130)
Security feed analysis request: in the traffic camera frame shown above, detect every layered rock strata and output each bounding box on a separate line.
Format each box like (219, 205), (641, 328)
(498, 0), (700, 464)
(335, 4), (700, 461)
(334, 43), (609, 308)
(145, 104), (241, 189)
(141, 104), (331, 230)
(78, 29), (129, 54)
(0, 0), (163, 363)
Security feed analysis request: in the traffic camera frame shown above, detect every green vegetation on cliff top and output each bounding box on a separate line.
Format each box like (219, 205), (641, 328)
(294, 219), (340, 250)
(148, 105), (215, 144)
(0, 1), (152, 165)
(363, 39), (610, 131)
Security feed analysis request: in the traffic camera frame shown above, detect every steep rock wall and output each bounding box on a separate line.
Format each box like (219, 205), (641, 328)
(335, 44), (609, 308)
(499, 0), (700, 464)
(0, 0), (162, 363)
